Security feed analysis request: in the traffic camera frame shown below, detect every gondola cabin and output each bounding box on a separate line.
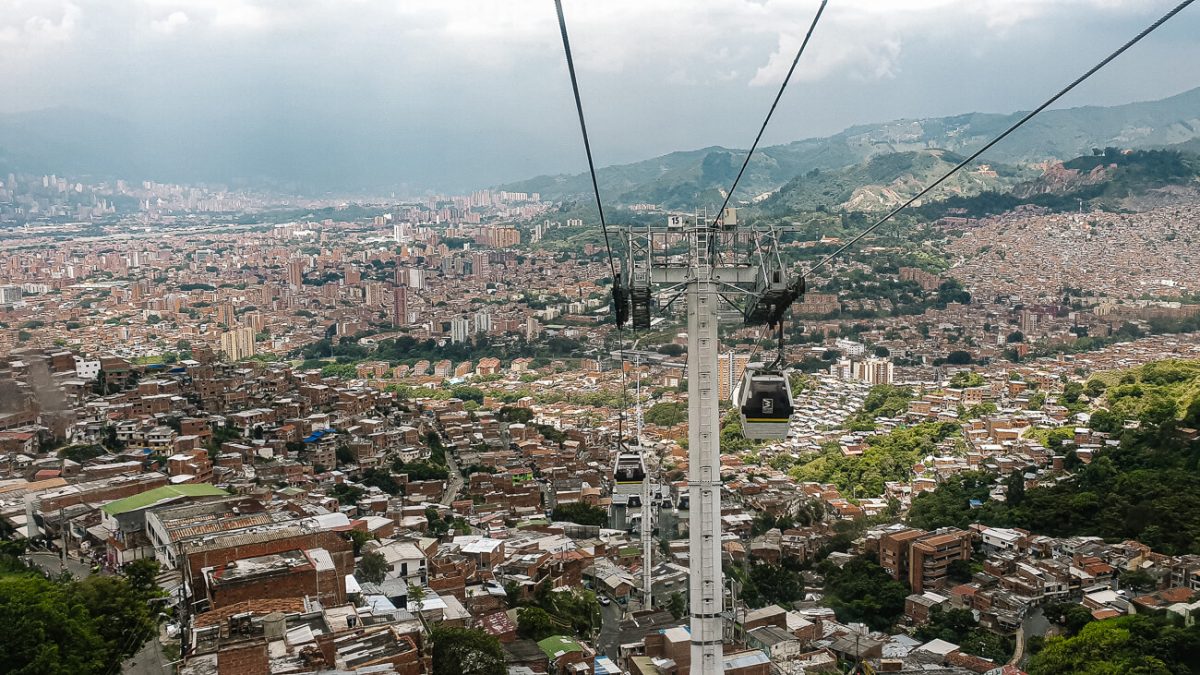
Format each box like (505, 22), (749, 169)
(734, 364), (793, 440)
(612, 449), (648, 505)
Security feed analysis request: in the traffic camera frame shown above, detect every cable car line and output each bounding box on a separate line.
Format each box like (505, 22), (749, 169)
(553, 0), (619, 285)
(554, 0), (637, 444)
(713, 0), (828, 225)
(803, 0), (1196, 280)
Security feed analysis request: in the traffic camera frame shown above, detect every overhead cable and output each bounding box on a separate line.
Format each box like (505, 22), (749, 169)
(713, 0), (829, 224)
(804, 0), (1196, 279)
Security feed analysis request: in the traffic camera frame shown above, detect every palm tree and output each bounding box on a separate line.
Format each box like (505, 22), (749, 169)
(408, 584), (431, 667)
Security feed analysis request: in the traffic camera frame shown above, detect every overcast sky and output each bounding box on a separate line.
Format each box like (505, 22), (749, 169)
(2, 0), (1199, 192)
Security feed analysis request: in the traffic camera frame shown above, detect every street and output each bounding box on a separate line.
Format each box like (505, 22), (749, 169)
(25, 551), (96, 578)
(123, 630), (168, 675)
(441, 450), (464, 505)
(597, 599), (624, 659)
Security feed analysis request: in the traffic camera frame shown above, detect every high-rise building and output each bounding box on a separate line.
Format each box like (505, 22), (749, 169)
(0, 285), (23, 306)
(216, 303), (236, 326)
(392, 286), (408, 327)
(857, 357), (894, 385)
(287, 259), (304, 287)
(450, 316), (471, 344)
(393, 221), (411, 243)
(472, 252), (489, 277)
(718, 351), (751, 401)
(220, 327), (256, 362)
(364, 282), (384, 306)
(407, 267), (426, 290)
(835, 338), (866, 358)
(474, 311), (492, 335)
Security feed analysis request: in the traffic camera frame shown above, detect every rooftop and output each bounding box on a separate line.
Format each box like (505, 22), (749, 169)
(101, 483), (227, 516)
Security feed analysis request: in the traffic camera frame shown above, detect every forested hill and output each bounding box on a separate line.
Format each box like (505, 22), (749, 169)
(908, 359), (1200, 555)
(500, 86), (1200, 208)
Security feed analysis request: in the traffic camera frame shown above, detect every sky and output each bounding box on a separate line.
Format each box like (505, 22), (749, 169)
(1, 0), (1199, 193)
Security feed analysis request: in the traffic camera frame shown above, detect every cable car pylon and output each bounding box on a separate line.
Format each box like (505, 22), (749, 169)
(613, 208), (805, 673)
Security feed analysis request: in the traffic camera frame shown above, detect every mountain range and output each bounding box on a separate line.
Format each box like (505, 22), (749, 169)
(500, 86), (1200, 210)
(1, 87), (1199, 202)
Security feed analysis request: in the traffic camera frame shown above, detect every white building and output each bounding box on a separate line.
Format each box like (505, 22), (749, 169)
(835, 338), (866, 358)
(0, 285), (22, 306)
(73, 357), (101, 381)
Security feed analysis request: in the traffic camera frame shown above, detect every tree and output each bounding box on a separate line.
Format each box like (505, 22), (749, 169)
(1006, 330), (1025, 343)
(0, 574), (107, 675)
(357, 551), (388, 584)
(516, 606), (557, 641)
(748, 563), (805, 606)
(944, 350), (972, 365)
(74, 575), (157, 671)
(949, 371), (984, 389)
(668, 591), (687, 620)
(347, 530), (372, 556)
(360, 468), (400, 495)
(916, 606), (1013, 663)
(1185, 396), (1200, 427)
(1005, 471), (1026, 507)
(58, 445), (105, 464)
(123, 558), (163, 599)
(550, 502), (607, 527)
(330, 482), (364, 505)
(1028, 614), (1200, 675)
(430, 625), (506, 675)
(498, 406), (534, 424)
(1119, 569), (1156, 594)
(819, 556), (910, 631)
(644, 402), (687, 427)
(947, 558), (974, 584)
(657, 343), (685, 357)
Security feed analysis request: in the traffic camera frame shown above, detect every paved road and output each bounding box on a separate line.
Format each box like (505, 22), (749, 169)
(26, 551), (96, 578)
(598, 601), (624, 659)
(1010, 607), (1049, 667)
(441, 451), (464, 506)
(122, 632), (167, 675)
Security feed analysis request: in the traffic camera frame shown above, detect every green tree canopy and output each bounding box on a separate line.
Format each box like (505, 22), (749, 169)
(819, 556), (910, 631)
(357, 551), (388, 584)
(516, 606), (558, 642)
(430, 625), (506, 675)
(550, 502), (607, 527)
(1028, 614), (1200, 675)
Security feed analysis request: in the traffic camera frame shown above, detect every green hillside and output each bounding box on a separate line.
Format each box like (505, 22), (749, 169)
(908, 359), (1200, 555)
(912, 148), (1200, 219)
(758, 149), (1031, 214)
(502, 86), (1200, 209)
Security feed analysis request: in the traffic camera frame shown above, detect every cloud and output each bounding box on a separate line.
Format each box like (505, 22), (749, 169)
(0, 0), (1195, 190)
(150, 10), (188, 35)
(0, 0), (81, 45)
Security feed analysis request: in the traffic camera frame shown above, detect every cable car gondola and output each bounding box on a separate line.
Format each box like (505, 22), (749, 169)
(734, 362), (793, 440)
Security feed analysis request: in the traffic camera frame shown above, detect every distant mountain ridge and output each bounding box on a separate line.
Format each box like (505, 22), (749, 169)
(500, 86), (1200, 209)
